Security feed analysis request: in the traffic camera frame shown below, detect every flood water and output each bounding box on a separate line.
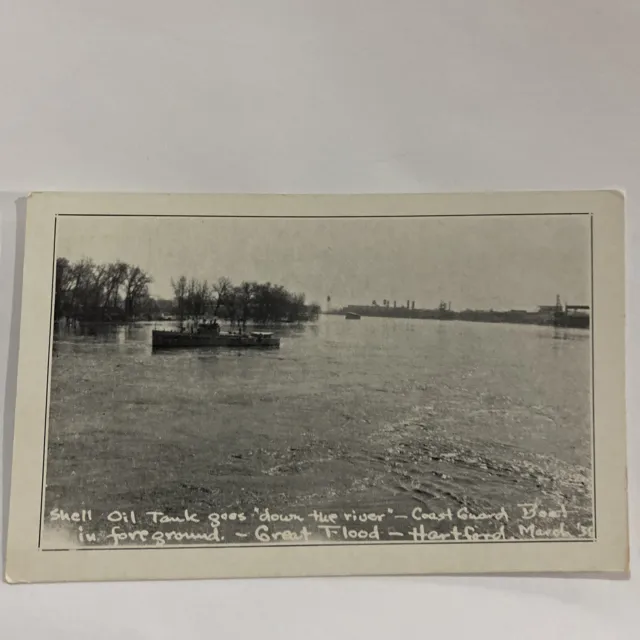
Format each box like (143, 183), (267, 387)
(44, 315), (594, 545)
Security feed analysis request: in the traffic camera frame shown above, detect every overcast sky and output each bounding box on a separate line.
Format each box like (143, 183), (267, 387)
(55, 213), (590, 311)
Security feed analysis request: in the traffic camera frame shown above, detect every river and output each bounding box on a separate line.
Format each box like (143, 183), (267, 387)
(43, 315), (594, 545)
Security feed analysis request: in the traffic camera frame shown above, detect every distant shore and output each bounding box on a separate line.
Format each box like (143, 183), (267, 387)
(325, 307), (590, 329)
(55, 310), (590, 330)
(54, 317), (316, 328)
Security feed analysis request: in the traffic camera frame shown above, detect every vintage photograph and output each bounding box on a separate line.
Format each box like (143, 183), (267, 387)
(41, 211), (596, 549)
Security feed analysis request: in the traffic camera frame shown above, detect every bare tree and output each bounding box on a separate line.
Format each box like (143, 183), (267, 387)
(171, 276), (188, 325)
(55, 257), (154, 323)
(54, 257), (74, 321)
(167, 273), (320, 328)
(124, 266), (152, 320)
(212, 276), (232, 317)
(102, 261), (129, 314)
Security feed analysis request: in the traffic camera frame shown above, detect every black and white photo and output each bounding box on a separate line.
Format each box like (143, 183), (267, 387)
(5, 192), (628, 582)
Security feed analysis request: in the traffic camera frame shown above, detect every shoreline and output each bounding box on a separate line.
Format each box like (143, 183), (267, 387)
(54, 315), (590, 332)
(324, 310), (589, 330)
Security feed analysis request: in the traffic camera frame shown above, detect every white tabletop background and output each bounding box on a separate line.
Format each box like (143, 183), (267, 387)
(0, 1), (637, 637)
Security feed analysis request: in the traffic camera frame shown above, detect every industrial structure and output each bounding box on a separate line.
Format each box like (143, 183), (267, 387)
(326, 293), (589, 329)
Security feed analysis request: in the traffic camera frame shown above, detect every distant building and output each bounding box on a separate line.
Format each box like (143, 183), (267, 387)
(538, 305), (560, 314)
(566, 304), (590, 311)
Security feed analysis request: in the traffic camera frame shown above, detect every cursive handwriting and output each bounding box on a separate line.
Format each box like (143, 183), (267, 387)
(45, 499), (590, 547)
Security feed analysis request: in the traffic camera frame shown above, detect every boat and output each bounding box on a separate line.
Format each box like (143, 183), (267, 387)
(152, 325), (280, 349)
(552, 303), (590, 329)
(552, 312), (590, 329)
(345, 312), (361, 320)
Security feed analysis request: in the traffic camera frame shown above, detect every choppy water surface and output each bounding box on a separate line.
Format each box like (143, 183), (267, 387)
(44, 315), (593, 545)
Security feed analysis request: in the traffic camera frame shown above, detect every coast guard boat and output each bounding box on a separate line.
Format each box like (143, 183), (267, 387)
(152, 321), (280, 350)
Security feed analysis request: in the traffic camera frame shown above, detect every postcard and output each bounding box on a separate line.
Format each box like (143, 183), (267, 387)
(4, 191), (628, 582)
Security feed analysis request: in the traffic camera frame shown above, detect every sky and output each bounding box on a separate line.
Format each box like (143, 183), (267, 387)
(55, 213), (591, 311)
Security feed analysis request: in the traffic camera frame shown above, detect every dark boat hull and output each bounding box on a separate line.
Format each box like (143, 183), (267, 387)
(552, 313), (590, 329)
(152, 330), (280, 349)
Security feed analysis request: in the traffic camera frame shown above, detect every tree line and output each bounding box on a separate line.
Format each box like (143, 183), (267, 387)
(171, 276), (321, 326)
(54, 259), (321, 326)
(55, 257), (153, 323)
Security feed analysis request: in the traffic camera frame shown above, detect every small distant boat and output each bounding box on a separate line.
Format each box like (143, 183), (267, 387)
(152, 325), (280, 349)
(345, 312), (361, 320)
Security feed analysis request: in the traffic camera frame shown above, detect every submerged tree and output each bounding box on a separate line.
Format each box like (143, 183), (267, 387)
(168, 275), (320, 327)
(171, 276), (188, 324)
(212, 276), (232, 317)
(54, 257), (153, 323)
